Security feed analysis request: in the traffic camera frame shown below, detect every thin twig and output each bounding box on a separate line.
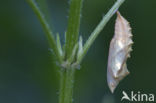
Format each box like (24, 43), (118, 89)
(77, 0), (126, 64)
(27, 0), (62, 63)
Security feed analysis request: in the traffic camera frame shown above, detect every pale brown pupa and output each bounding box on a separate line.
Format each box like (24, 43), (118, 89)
(107, 11), (133, 93)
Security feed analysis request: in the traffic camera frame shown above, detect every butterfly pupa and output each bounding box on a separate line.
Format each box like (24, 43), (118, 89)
(107, 11), (133, 93)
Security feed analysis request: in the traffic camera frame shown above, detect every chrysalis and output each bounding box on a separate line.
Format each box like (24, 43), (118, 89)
(107, 11), (133, 93)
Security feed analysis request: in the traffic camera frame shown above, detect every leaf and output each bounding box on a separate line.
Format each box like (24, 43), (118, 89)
(56, 33), (63, 58)
(107, 11), (133, 93)
(77, 36), (83, 60)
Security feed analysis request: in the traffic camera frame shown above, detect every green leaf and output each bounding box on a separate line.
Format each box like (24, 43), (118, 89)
(56, 33), (63, 58)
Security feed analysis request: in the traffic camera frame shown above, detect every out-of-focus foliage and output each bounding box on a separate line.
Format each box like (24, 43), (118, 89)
(0, 0), (156, 103)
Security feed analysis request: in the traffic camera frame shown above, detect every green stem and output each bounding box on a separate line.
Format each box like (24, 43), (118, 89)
(59, 0), (83, 102)
(27, 0), (127, 103)
(77, 0), (126, 64)
(59, 68), (75, 103)
(27, 0), (62, 63)
(65, 0), (83, 59)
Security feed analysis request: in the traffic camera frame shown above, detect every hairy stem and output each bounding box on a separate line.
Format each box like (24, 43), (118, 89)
(59, 0), (83, 102)
(27, 0), (127, 103)
(59, 68), (75, 103)
(65, 0), (83, 59)
(77, 0), (126, 64)
(27, 0), (62, 63)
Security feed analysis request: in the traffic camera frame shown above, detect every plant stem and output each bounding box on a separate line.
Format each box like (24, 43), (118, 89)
(59, 0), (83, 102)
(65, 0), (83, 59)
(27, 0), (62, 63)
(28, 0), (127, 103)
(59, 68), (75, 103)
(77, 0), (126, 64)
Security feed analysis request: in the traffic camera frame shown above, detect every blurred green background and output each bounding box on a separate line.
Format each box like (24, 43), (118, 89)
(0, 0), (156, 103)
